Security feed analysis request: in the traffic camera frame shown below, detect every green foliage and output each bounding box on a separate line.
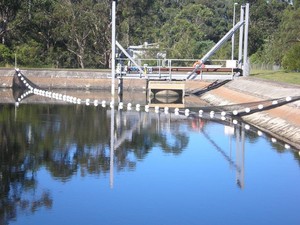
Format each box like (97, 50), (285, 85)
(0, 0), (298, 68)
(253, 7), (300, 67)
(159, 3), (217, 59)
(282, 43), (300, 71)
(14, 40), (45, 67)
(0, 44), (13, 66)
(248, 0), (287, 55)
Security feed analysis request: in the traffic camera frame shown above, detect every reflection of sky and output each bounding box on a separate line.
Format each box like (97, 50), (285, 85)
(8, 117), (300, 225)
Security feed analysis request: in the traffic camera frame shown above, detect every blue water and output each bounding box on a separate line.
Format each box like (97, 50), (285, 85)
(1, 104), (300, 225)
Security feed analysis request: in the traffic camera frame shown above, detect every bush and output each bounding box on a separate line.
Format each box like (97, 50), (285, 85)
(282, 43), (300, 72)
(0, 44), (13, 66)
(14, 40), (46, 67)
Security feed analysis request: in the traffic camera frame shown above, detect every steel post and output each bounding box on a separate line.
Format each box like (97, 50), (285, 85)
(111, 1), (116, 96)
(238, 5), (245, 69)
(243, 3), (250, 76)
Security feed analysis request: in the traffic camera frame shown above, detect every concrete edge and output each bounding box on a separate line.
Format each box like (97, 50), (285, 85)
(201, 92), (300, 150)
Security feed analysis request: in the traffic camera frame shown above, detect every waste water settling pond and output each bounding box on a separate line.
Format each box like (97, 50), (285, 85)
(1, 102), (300, 225)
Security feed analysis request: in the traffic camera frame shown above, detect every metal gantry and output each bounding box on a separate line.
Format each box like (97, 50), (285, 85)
(111, 2), (250, 82)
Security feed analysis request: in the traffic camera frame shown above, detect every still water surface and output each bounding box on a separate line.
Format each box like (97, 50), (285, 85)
(1, 103), (300, 225)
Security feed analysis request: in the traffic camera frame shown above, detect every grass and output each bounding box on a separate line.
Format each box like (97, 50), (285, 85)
(250, 70), (300, 85)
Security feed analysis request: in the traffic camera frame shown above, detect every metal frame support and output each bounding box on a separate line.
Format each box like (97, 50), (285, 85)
(116, 41), (144, 74)
(187, 3), (250, 80)
(238, 5), (245, 69)
(232, 2), (238, 60)
(243, 3), (250, 76)
(187, 20), (245, 80)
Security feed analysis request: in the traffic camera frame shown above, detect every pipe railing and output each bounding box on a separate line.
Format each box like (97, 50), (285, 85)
(115, 58), (238, 80)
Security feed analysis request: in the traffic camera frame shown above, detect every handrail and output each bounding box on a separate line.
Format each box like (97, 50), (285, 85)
(115, 58), (239, 80)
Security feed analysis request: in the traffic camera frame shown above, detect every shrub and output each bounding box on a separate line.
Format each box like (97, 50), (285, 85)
(282, 43), (300, 72)
(0, 44), (13, 66)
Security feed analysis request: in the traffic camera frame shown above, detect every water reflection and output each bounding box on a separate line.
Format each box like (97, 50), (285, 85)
(1, 103), (300, 224)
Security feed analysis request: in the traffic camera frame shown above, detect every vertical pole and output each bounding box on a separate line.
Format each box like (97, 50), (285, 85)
(238, 5), (244, 69)
(146, 80), (149, 105)
(111, 0), (116, 96)
(243, 3), (250, 76)
(15, 54), (17, 68)
(231, 3), (238, 60)
(110, 1), (116, 186)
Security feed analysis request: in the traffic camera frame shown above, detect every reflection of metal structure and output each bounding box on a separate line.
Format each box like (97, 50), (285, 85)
(108, 108), (246, 189)
(195, 115), (245, 188)
(235, 123), (245, 189)
(110, 97), (115, 188)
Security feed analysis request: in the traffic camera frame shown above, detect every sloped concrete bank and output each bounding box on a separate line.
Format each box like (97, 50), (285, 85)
(201, 77), (300, 149)
(1, 68), (300, 149)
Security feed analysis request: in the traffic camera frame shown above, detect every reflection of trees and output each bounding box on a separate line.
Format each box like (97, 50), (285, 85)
(2, 103), (298, 224)
(0, 104), (191, 224)
(159, 132), (189, 155)
(24, 105), (112, 180)
(1, 104), (191, 183)
(0, 105), (53, 225)
(113, 112), (189, 170)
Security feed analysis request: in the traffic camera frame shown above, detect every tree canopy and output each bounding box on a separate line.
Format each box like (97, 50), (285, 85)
(0, 0), (299, 70)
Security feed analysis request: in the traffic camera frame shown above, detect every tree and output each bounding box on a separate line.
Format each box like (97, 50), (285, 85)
(254, 7), (300, 66)
(0, 0), (22, 44)
(0, 44), (12, 66)
(53, 0), (111, 68)
(117, 0), (163, 46)
(282, 43), (300, 71)
(248, 0), (287, 55)
(11, 0), (58, 67)
(0, 0), (297, 69)
(158, 3), (218, 59)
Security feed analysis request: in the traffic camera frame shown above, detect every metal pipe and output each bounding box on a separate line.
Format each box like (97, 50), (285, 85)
(232, 3), (238, 60)
(238, 5), (245, 69)
(201, 20), (244, 63)
(243, 3), (250, 76)
(187, 20), (244, 80)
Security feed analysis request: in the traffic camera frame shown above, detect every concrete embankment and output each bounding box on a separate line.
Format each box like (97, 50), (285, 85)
(1, 68), (300, 149)
(201, 77), (300, 149)
(0, 68), (144, 90)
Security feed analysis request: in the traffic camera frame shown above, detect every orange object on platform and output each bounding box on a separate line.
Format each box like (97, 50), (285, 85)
(193, 60), (205, 68)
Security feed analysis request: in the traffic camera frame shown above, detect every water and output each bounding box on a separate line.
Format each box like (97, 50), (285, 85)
(1, 103), (300, 225)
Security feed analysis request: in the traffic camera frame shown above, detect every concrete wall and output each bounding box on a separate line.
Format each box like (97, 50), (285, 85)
(0, 68), (148, 90)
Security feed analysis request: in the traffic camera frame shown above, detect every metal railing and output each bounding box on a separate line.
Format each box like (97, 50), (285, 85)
(115, 58), (238, 80)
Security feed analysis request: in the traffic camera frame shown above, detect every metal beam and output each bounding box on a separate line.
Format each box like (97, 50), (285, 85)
(187, 20), (245, 80)
(243, 3), (250, 76)
(202, 21), (245, 64)
(116, 41), (144, 74)
(238, 5), (245, 69)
